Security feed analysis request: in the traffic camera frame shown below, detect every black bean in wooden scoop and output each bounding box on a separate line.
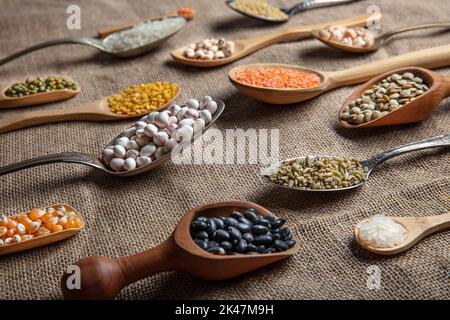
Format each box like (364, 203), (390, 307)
(190, 209), (296, 256)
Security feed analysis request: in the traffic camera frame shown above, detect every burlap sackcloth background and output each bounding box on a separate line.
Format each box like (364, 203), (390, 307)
(0, 0), (449, 299)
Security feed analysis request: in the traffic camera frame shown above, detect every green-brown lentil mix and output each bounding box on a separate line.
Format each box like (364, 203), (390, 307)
(341, 72), (429, 125)
(5, 77), (78, 97)
(266, 156), (368, 190)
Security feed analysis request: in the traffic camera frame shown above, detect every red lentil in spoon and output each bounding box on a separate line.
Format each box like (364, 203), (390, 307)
(234, 67), (321, 89)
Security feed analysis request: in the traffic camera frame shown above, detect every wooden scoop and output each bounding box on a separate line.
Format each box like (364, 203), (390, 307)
(355, 212), (450, 255)
(0, 86), (179, 134)
(0, 76), (80, 109)
(170, 12), (378, 68)
(228, 43), (450, 104)
(0, 204), (84, 256)
(339, 67), (450, 128)
(61, 200), (299, 300)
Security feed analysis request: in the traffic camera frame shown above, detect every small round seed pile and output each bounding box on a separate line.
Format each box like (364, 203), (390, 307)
(5, 77), (78, 97)
(107, 82), (178, 116)
(341, 72), (429, 125)
(230, 0), (288, 21)
(265, 156), (368, 190)
(184, 37), (234, 60)
(191, 208), (295, 255)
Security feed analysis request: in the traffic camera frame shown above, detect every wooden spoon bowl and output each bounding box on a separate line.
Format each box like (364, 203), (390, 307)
(339, 67), (450, 128)
(61, 200), (298, 300)
(229, 63), (327, 104)
(0, 203), (84, 256)
(0, 76), (80, 109)
(355, 212), (450, 255)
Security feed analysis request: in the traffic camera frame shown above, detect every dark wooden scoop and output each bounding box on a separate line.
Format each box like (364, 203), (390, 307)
(61, 200), (299, 300)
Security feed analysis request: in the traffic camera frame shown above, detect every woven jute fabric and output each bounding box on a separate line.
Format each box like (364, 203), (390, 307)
(0, 0), (449, 300)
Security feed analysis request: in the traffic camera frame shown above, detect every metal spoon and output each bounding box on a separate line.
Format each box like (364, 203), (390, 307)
(225, 0), (361, 23)
(311, 22), (450, 53)
(261, 133), (450, 192)
(355, 212), (450, 255)
(0, 17), (186, 66)
(61, 200), (299, 300)
(0, 100), (224, 177)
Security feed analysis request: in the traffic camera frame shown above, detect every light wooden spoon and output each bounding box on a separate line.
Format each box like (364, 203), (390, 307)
(355, 212), (450, 255)
(60, 200), (299, 300)
(0, 203), (84, 256)
(311, 22), (450, 54)
(170, 12), (378, 68)
(339, 67), (450, 128)
(228, 43), (450, 104)
(0, 86), (179, 134)
(0, 76), (80, 109)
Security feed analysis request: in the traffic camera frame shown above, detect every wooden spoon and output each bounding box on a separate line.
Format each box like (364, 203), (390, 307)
(97, 7), (195, 38)
(170, 12), (378, 68)
(311, 22), (450, 54)
(228, 43), (450, 104)
(339, 67), (450, 128)
(0, 203), (84, 256)
(0, 86), (179, 134)
(60, 200), (299, 300)
(0, 76), (80, 109)
(355, 212), (450, 255)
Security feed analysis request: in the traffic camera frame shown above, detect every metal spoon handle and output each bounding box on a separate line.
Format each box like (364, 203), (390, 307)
(0, 38), (104, 66)
(286, 0), (360, 16)
(0, 152), (103, 176)
(365, 133), (450, 170)
(380, 22), (450, 43)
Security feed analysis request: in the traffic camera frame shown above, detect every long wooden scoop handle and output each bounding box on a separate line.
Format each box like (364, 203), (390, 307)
(328, 44), (450, 87)
(61, 238), (179, 300)
(239, 12), (377, 49)
(0, 100), (116, 134)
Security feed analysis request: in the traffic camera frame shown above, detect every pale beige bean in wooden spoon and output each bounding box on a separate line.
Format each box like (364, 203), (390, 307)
(339, 67), (450, 128)
(355, 212), (450, 255)
(311, 22), (450, 54)
(170, 12), (377, 68)
(0, 86), (179, 134)
(0, 76), (80, 109)
(228, 43), (450, 104)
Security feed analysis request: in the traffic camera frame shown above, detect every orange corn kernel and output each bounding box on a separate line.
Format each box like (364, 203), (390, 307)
(6, 228), (15, 237)
(41, 213), (53, 223)
(16, 223), (26, 235)
(29, 208), (45, 221)
(36, 227), (51, 237)
(27, 221), (41, 234)
(0, 215), (7, 227)
(16, 213), (28, 224)
(51, 225), (64, 233)
(0, 226), (7, 237)
(6, 219), (17, 229)
(21, 235), (34, 241)
(45, 217), (59, 229)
